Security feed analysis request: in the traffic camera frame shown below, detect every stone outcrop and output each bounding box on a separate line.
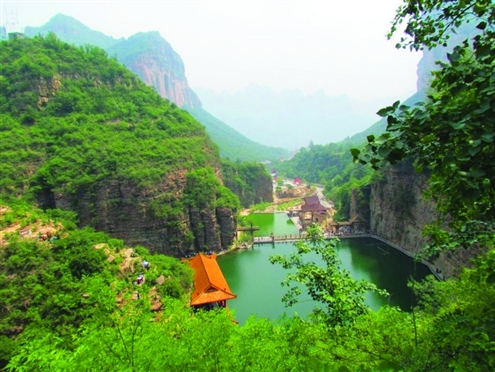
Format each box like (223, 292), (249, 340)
(43, 172), (236, 257)
(130, 56), (201, 108)
(107, 32), (202, 109)
(349, 185), (371, 223)
(368, 161), (483, 278)
(222, 163), (273, 208)
(228, 172), (273, 207)
(370, 161), (439, 255)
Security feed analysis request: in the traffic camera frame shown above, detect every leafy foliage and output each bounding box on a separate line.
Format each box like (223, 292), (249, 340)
(184, 167), (240, 211)
(389, 0), (494, 51)
(0, 202), (193, 368)
(0, 34), (244, 254)
(3, 5), (495, 371)
(0, 34), (220, 197)
(354, 0), (495, 252)
(269, 225), (387, 327)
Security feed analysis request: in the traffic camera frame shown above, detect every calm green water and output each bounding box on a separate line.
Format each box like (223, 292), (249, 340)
(241, 212), (300, 237)
(218, 213), (431, 324)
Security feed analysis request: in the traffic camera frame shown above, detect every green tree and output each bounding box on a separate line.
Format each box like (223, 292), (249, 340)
(269, 225), (387, 327)
(353, 0), (495, 252)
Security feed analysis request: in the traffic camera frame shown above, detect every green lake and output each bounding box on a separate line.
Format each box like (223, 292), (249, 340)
(218, 213), (432, 324)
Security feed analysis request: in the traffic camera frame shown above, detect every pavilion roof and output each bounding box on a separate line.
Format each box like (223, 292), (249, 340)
(188, 253), (236, 306)
(300, 195), (327, 213)
(303, 195), (320, 205)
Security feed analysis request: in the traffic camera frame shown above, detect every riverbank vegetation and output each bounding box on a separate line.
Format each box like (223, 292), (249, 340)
(3, 208), (495, 371)
(272, 141), (375, 220)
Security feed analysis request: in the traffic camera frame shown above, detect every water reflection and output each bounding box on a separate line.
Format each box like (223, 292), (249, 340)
(221, 214), (431, 324)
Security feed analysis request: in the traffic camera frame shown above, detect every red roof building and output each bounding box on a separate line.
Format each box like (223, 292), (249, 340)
(300, 196), (327, 214)
(299, 195), (329, 227)
(187, 253), (237, 307)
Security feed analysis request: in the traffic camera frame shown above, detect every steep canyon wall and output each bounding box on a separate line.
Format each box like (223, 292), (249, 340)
(368, 162), (479, 277)
(42, 173), (237, 257)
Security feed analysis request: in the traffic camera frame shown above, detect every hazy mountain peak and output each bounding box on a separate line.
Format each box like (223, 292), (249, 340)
(24, 13), (122, 49)
(47, 13), (85, 27)
(195, 85), (382, 149)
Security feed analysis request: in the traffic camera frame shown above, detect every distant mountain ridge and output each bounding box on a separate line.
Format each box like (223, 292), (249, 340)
(195, 84), (393, 149)
(25, 14), (288, 161)
(25, 13), (122, 49)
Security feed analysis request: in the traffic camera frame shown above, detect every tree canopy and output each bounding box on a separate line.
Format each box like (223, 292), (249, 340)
(353, 0), (495, 252)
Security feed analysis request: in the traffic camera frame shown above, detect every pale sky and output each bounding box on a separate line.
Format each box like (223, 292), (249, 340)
(1, 0), (421, 102)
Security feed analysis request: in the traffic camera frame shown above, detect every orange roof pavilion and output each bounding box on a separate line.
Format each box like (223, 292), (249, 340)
(188, 253), (237, 306)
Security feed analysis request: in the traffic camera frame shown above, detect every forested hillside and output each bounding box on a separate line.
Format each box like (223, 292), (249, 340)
(273, 141), (373, 220)
(25, 14), (289, 162)
(0, 34), (239, 255)
(0, 202), (194, 368)
(187, 106), (289, 162)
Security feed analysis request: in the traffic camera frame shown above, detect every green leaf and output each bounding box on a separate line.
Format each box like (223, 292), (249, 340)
(469, 168), (486, 178)
(474, 3), (487, 16)
(377, 107), (393, 117)
(477, 21), (487, 30)
(449, 122), (466, 130)
(468, 146), (481, 156)
(366, 135), (375, 143)
(447, 51), (460, 64)
(481, 132), (495, 143)
(350, 148), (361, 157)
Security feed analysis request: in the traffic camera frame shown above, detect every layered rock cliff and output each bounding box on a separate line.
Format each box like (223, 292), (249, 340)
(45, 172), (237, 257)
(369, 161), (439, 253)
(106, 32), (202, 109)
(369, 161), (480, 277)
(221, 161), (274, 208)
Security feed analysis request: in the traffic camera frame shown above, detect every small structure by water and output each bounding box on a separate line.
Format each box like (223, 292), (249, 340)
(299, 195), (329, 227)
(187, 253), (237, 310)
(329, 215), (368, 235)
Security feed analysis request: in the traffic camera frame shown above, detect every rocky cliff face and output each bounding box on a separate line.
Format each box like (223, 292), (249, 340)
(370, 161), (439, 253)
(106, 32), (202, 109)
(226, 173), (273, 208)
(350, 185), (371, 223)
(369, 161), (481, 277)
(48, 171), (236, 256)
(221, 162), (273, 208)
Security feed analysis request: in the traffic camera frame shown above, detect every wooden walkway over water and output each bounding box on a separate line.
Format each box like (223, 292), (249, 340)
(253, 232), (348, 243)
